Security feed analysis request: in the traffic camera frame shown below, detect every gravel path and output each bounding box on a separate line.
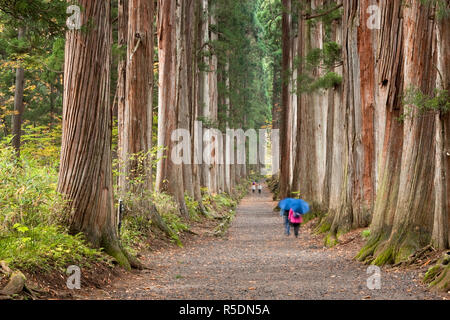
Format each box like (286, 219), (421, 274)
(83, 186), (447, 300)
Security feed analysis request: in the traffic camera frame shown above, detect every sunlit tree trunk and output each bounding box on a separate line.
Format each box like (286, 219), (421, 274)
(356, 0), (405, 262)
(209, 4), (219, 193)
(178, 0), (195, 199)
(432, 8), (449, 250)
(119, 0), (154, 193)
(279, 0), (292, 199)
(156, 0), (189, 218)
(58, 0), (137, 270)
(117, 0), (128, 192)
(324, 0), (375, 246)
(359, 0), (438, 264)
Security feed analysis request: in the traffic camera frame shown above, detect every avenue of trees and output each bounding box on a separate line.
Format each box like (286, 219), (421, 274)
(0, 0), (270, 270)
(0, 0), (449, 292)
(273, 0), (449, 288)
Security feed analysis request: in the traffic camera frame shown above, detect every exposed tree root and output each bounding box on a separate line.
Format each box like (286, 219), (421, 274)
(314, 207), (350, 248)
(356, 229), (428, 266)
(355, 234), (384, 263)
(0, 261), (46, 300)
(101, 236), (132, 271)
(0, 271), (26, 296)
(185, 229), (199, 236)
(424, 252), (450, 292)
(392, 244), (437, 268)
(148, 203), (175, 239)
(197, 202), (209, 217)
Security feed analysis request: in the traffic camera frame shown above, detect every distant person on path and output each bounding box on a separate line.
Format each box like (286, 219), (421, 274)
(258, 184), (262, 194)
(252, 182), (256, 193)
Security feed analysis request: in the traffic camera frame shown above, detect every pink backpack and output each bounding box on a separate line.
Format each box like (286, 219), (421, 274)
(289, 209), (303, 224)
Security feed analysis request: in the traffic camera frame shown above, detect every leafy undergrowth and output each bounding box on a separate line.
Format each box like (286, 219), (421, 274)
(0, 138), (112, 274)
(266, 175), (280, 200)
(0, 130), (250, 298)
(207, 182), (249, 237)
(0, 225), (110, 272)
(120, 181), (249, 253)
(0, 134), (117, 299)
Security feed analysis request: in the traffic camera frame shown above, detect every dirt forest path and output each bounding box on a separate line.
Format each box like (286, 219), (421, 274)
(82, 185), (446, 300)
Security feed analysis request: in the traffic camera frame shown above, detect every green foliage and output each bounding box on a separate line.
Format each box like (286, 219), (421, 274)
(0, 0), (68, 35)
(310, 72), (342, 91)
(185, 195), (201, 222)
(214, 0), (272, 130)
(0, 225), (109, 271)
(0, 12), (65, 140)
(152, 192), (189, 245)
(0, 143), (61, 232)
(196, 116), (219, 129)
(0, 139), (109, 272)
(419, 0), (450, 20)
(400, 87), (450, 120)
(361, 229), (371, 239)
(296, 41), (343, 93)
(119, 214), (153, 256)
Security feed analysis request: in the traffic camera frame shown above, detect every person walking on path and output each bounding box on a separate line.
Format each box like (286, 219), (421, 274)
(278, 198), (310, 237)
(258, 184), (262, 194)
(288, 209), (303, 238)
(280, 208), (291, 236)
(252, 182), (256, 193)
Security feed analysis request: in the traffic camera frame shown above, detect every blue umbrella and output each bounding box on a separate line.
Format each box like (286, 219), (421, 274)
(279, 198), (310, 214)
(279, 198), (296, 210)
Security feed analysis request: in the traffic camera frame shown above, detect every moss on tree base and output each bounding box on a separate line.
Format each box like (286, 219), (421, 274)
(324, 233), (338, 247)
(315, 220), (331, 235)
(356, 227), (429, 266)
(424, 253), (450, 292)
(101, 236), (133, 271)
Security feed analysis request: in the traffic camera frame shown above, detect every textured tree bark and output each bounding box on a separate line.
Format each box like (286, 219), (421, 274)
(191, 0), (208, 215)
(359, 0), (439, 265)
(12, 27), (25, 157)
(117, 0), (128, 192)
(291, 3), (305, 197)
(208, 3), (219, 194)
(318, 2), (345, 239)
(432, 9), (449, 250)
(356, 0), (405, 262)
(120, 0), (154, 192)
(224, 59), (232, 194)
(319, 0), (378, 247)
(178, 0), (195, 199)
(378, 0), (436, 264)
(279, 0), (292, 199)
(289, 33), (297, 190)
(298, 0), (322, 205)
(156, 0), (189, 218)
(58, 0), (135, 269)
(120, 0), (171, 236)
(199, 0), (211, 191)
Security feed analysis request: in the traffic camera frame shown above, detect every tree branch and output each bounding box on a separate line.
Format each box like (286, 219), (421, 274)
(304, 3), (343, 20)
